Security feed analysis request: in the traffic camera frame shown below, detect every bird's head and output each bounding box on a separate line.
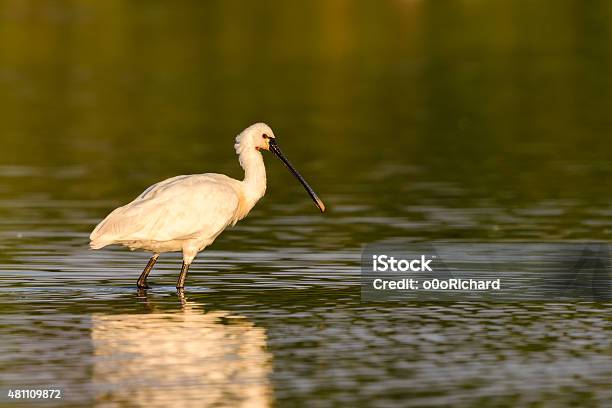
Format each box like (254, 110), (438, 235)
(234, 122), (325, 213)
(234, 122), (275, 154)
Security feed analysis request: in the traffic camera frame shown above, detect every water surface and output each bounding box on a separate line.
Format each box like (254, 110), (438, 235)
(0, 1), (610, 406)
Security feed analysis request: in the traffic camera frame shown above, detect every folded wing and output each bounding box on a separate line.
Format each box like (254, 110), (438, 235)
(90, 174), (240, 248)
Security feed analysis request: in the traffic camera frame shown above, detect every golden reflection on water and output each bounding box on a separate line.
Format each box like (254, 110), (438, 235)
(91, 295), (272, 407)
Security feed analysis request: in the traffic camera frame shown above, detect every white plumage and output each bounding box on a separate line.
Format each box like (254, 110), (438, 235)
(91, 174), (244, 253)
(90, 123), (324, 289)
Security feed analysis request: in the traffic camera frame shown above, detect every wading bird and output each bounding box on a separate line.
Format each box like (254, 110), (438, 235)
(90, 123), (325, 289)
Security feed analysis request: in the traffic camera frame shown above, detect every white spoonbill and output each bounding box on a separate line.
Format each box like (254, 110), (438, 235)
(90, 123), (325, 289)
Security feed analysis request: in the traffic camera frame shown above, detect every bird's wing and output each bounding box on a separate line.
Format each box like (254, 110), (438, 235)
(90, 174), (241, 245)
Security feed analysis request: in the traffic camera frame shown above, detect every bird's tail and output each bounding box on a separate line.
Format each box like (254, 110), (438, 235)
(89, 239), (111, 250)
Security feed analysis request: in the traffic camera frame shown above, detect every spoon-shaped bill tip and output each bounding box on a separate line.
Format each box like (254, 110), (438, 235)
(314, 197), (326, 213)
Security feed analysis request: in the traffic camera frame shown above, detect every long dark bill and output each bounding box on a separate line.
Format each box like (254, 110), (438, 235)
(269, 139), (325, 213)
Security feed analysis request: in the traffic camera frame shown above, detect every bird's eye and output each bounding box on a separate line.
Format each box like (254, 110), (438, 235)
(262, 134), (269, 139)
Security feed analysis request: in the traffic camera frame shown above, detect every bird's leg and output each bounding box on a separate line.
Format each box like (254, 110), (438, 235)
(178, 244), (198, 289)
(176, 288), (187, 305)
(137, 253), (159, 289)
(176, 262), (190, 289)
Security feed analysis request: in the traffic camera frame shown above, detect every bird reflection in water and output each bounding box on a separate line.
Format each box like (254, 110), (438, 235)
(91, 292), (273, 407)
